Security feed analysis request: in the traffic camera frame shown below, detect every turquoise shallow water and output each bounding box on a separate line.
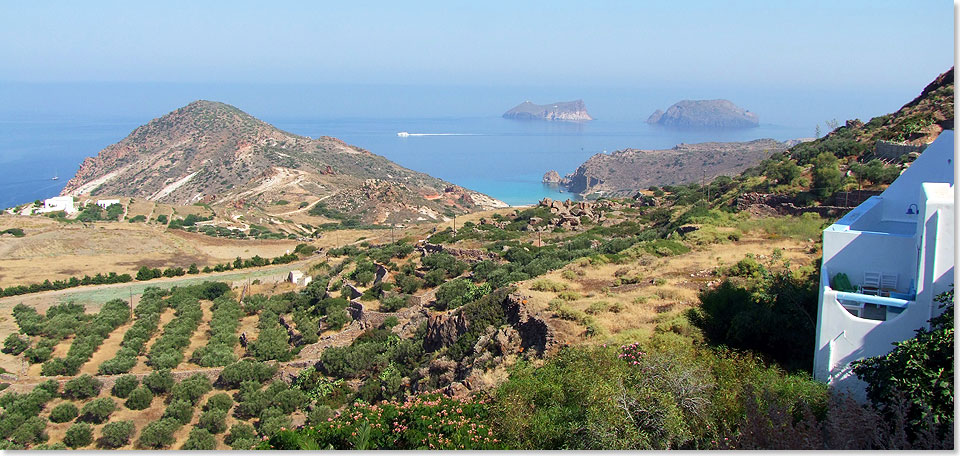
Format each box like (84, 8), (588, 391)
(0, 115), (810, 209)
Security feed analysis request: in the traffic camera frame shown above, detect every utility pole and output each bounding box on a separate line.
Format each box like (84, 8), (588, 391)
(453, 215), (457, 235)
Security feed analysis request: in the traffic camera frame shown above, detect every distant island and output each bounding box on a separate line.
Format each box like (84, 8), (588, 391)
(647, 99), (758, 128)
(503, 99), (593, 121)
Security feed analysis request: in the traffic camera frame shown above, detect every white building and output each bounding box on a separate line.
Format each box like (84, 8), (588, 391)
(38, 196), (78, 215)
(814, 130), (955, 399)
(287, 270), (312, 287)
(96, 199), (121, 208)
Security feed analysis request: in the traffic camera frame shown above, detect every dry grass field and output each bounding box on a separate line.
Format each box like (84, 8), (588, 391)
(516, 230), (820, 344)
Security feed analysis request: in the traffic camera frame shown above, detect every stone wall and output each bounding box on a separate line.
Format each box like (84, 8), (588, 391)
(874, 140), (927, 162)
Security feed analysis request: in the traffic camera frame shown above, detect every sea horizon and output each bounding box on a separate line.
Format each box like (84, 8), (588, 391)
(0, 81), (924, 210)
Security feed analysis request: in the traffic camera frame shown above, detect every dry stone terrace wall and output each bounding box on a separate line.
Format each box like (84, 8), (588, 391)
(416, 242), (501, 264)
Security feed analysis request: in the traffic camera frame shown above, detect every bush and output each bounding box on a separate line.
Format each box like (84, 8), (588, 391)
(36, 379), (59, 396)
(257, 406), (292, 436)
(181, 427), (216, 450)
(198, 408), (228, 434)
(169, 374), (212, 405)
(143, 369), (175, 394)
(79, 397), (116, 423)
(225, 423), (257, 450)
(111, 374), (140, 398)
(49, 402), (79, 423)
(247, 325), (292, 362)
(203, 392), (234, 412)
(64, 422), (94, 448)
(434, 279), (492, 311)
(99, 420), (135, 448)
(2, 334), (29, 355)
(137, 418), (179, 449)
(219, 360), (277, 389)
(688, 264), (818, 372)
(62, 374), (102, 399)
(379, 294), (410, 312)
(10, 415), (48, 445)
(124, 386), (154, 410)
(162, 399), (194, 426)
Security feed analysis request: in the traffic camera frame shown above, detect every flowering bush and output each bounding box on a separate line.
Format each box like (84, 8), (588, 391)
(266, 394), (501, 450)
(618, 342), (647, 365)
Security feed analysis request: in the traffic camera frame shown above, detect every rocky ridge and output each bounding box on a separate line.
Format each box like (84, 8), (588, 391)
(60, 100), (506, 224)
(545, 139), (789, 196)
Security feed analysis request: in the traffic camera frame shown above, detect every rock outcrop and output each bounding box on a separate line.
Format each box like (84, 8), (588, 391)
(503, 99), (593, 121)
(542, 170), (562, 184)
(646, 99), (759, 128)
(550, 139), (789, 196)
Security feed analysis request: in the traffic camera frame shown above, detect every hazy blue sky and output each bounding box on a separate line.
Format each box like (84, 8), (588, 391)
(0, 1), (953, 91)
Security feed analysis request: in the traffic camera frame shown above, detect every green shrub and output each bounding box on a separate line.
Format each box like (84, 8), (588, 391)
(203, 392), (233, 412)
(169, 374), (212, 405)
(79, 397), (116, 423)
(137, 418), (179, 449)
(219, 360), (277, 389)
(198, 408), (227, 434)
(162, 399), (194, 426)
(379, 294), (410, 312)
(111, 374), (140, 398)
(257, 406), (292, 436)
(63, 422), (93, 449)
(225, 423), (257, 449)
(434, 279), (492, 311)
(99, 420), (135, 448)
(62, 374), (102, 399)
(143, 369), (174, 394)
(181, 428), (216, 450)
(49, 402), (79, 423)
(1, 334), (29, 355)
(124, 386), (154, 410)
(10, 416), (48, 445)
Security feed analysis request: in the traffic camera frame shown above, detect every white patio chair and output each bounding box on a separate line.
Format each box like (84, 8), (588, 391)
(880, 273), (898, 296)
(861, 271), (881, 296)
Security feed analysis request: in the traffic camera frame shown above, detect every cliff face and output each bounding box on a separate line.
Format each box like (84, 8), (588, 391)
(60, 100), (506, 223)
(551, 139), (789, 196)
(647, 99), (759, 128)
(503, 99), (593, 121)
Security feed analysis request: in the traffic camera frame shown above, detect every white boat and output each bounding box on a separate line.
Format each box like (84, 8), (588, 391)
(397, 131), (409, 137)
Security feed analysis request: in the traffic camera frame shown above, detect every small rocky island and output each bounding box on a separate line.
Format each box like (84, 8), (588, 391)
(503, 99), (593, 121)
(647, 99), (758, 128)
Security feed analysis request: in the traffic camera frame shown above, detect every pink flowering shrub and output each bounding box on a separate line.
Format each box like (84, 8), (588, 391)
(266, 393), (502, 450)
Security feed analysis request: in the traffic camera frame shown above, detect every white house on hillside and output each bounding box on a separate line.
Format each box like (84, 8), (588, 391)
(38, 196), (78, 215)
(814, 130), (955, 399)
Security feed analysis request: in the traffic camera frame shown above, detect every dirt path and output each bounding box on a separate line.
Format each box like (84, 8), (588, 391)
(79, 318), (136, 375)
(267, 190), (338, 217)
(178, 300), (214, 370)
(131, 308), (177, 374)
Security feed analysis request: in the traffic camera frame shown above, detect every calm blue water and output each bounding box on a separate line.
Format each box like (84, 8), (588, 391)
(0, 82), (916, 208)
(0, 115), (809, 208)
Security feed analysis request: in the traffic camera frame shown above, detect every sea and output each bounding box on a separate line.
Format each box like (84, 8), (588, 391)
(0, 82), (918, 209)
